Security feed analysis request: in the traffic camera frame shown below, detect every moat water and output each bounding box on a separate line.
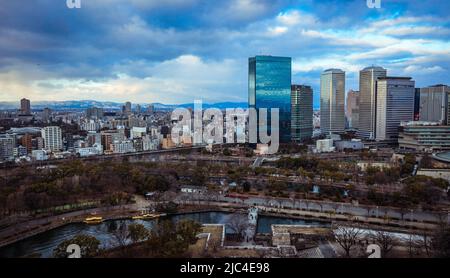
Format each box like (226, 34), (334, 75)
(0, 212), (328, 258)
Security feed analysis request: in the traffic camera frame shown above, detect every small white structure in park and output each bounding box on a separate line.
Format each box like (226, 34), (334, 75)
(248, 207), (258, 226)
(315, 139), (335, 153)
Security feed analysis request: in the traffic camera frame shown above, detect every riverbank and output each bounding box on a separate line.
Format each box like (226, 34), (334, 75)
(0, 205), (142, 248)
(180, 201), (437, 234)
(0, 200), (436, 250)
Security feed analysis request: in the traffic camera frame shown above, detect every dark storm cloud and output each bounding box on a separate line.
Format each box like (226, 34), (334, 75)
(0, 0), (449, 103)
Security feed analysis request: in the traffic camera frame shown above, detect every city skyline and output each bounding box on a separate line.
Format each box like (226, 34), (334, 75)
(3, 0), (450, 263)
(0, 0), (449, 105)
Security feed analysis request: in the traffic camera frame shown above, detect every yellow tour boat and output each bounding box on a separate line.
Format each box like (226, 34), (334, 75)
(84, 216), (103, 224)
(131, 213), (161, 220)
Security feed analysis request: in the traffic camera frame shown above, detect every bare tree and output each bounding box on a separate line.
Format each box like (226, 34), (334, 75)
(330, 203), (340, 219)
(333, 224), (363, 257)
(110, 222), (130, 257)
(430, 223), (450, 258)
(304, 199), (311, 211)
(414, 232), (432, 258)
(370, 230), (397, 257)
(318, 203), (324, 213)
(227, 213), (249, 241)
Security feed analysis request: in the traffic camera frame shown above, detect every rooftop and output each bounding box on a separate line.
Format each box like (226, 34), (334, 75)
(362, 66), (386, 71)
(323, 68), (345, 74)
(378, 76), (412, 80)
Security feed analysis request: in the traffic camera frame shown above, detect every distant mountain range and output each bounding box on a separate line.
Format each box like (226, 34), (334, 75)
(0, 100), (320, 111)
(0, 100), (249, 111)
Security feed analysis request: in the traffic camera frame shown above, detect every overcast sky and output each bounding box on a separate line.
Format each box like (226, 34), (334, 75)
(0, 0), (449, 107)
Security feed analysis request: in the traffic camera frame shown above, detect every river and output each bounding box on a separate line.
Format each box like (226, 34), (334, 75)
(0, 211), (328, 258)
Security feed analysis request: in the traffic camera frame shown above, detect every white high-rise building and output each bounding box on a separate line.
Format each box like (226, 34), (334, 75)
(0, 135), (15, 161)
(376, 77), (415, 142)
(320, 69), (345, 135)
(41, 126), (63, 152)
(357, 66), (387, 139)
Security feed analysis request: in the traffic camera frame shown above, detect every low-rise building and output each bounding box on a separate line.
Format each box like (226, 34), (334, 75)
(75, 143), (103, 157)
(416, 169), (450, 182)
(357, 161), (392, 171)
(180, 185), (206, 194)
(13, 146), (28, 157)
(142, 135), (159, 151)
(130, 126), (147, 139)
(398, 121), (450, 152)
(162, 136), (176, 149)
(31, 150), (48, 161)
(110, 140), (134, 154)
(335, 139), (364, 151)
(315, 139), (335, 153)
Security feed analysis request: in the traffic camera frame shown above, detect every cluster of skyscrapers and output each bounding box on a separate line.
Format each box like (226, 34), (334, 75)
(249, 55), (449, 149)
(347, 67), (450, 148)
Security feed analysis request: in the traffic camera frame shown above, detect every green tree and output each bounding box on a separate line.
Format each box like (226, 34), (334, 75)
(403, 176), (447, 205)
(401, 154), (417, 176)
(223, 148), (232, 156)
(53, 234), (100, 258)
(420, 154), (434, 169)
(242, 181), (251, 192)
(128, 223), (149, 243)
(139, 175), (170, 193)
(145, 220), (201, 257)
(191, 168), (206, 187)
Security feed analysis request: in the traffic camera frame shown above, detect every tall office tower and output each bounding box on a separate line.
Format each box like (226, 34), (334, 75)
(419, 85), (450, 125)
(320, 69), (345, 135)
(248, 56), (292, 143)
(41, 126), (63, 152)
(42, 107), (52, 123)
(346, 90), (360, 129)
(86, 107), (104, 119)
(136, 104), (141, 114)
(291, 85), (313, 142)
(124, 102), (132, 115)
(448, 91), (450, 125)
(357, 66), (387, 139)
(376, 77), (415, 142)
(414, 88), (421, 121)
(20, 98), (31, 115)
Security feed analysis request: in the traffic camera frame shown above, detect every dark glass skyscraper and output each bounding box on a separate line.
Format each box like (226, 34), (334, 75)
(248, 56), (292, 143)
(291, 85), (313, 142)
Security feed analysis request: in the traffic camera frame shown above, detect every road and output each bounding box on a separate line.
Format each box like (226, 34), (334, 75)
(186, 194), (448, 224)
